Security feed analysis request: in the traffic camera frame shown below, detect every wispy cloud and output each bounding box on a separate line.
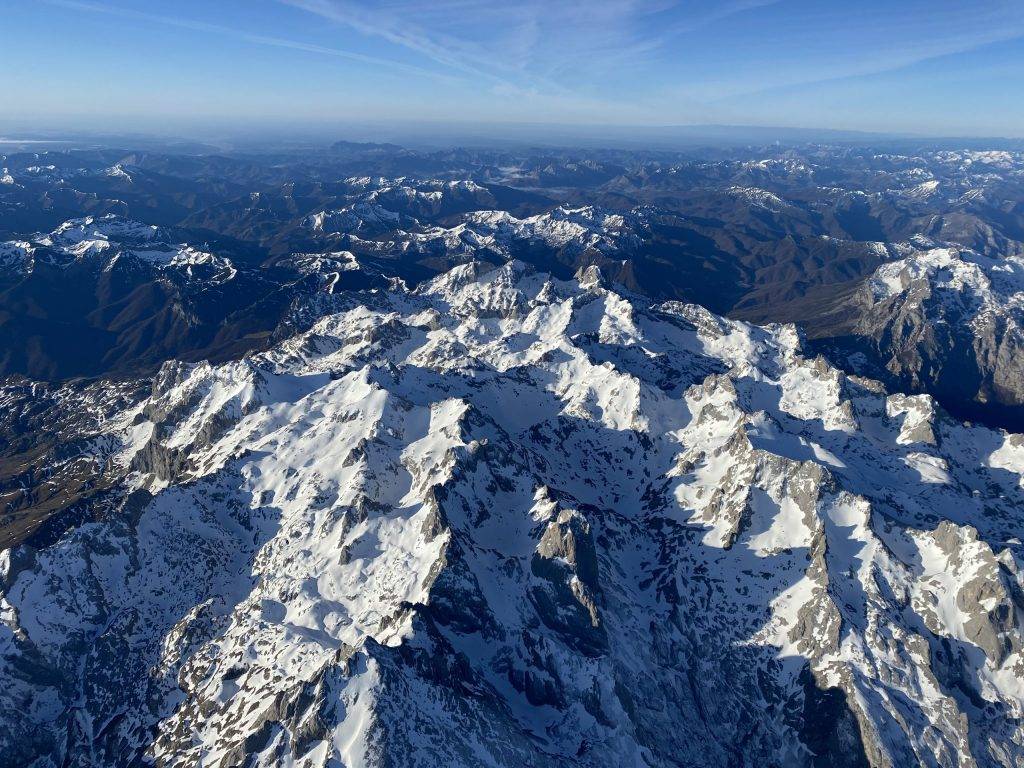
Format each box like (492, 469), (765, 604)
(275, 0), (777, 94)
(277, 0), (529, 81)
(38, 0), (460, 83)
(36, 0), (782, 123)
(28, 0), (1021, 132)
(690, 11), (1024, 103)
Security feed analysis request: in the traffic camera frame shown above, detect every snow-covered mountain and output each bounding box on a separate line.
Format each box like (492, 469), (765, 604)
(4, 261), (1024, 767)
(1, 214), (237, 284)
(303, 193), (647, 262)
(0, 239), (34, 276)
(0, 214), (337, 380)
(846, 236), (1024, 424)
(401, 205), (647, 262)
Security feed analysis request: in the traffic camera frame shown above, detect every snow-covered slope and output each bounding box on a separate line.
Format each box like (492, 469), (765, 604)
(3, 262), (1024, 766)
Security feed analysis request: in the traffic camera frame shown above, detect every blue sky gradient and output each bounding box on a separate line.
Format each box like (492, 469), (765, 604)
(3, 0), (1024, 136)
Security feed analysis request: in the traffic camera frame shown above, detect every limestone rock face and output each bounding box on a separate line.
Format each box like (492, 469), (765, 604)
(850, 239), (1024, 426)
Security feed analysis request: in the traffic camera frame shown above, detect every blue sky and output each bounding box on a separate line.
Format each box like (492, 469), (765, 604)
(3, 0), (1024, 136)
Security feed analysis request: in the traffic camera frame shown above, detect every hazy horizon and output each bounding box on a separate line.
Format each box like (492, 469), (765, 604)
(4, 118), (1024, 157)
